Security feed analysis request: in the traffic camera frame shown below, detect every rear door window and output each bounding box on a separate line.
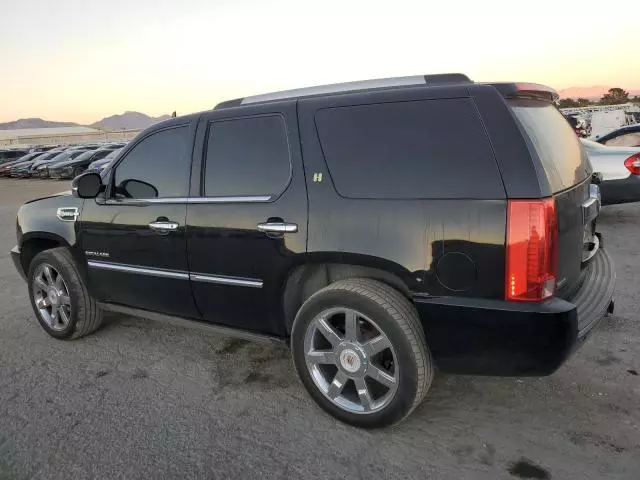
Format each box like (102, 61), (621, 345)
(509, 99), (591, 192)
(204, 115), (291, 198)
(314, 98), (503, 199)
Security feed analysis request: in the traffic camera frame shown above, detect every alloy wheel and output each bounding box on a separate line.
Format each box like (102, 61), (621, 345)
(32, 263), (72, 332)
(303, 307), (399, 414)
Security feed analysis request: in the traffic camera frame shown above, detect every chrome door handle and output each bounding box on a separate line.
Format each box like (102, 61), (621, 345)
(148, 221), (179, 231)
(256, 222), (298, 233)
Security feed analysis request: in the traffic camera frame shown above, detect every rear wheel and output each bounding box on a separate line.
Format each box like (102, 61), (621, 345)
(28, 247), (103, 339)
(291, 278), (433, 428)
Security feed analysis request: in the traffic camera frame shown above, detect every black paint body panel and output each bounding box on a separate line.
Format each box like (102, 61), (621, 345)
(11, 80), (615, 378)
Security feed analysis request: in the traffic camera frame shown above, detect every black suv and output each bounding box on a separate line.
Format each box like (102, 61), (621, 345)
(11, 74), (615, 428)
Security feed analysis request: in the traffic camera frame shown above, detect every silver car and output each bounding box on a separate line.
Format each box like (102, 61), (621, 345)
(581, 139), (640, 205)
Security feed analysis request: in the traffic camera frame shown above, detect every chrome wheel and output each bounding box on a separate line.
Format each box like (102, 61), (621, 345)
(32, 263), (72, 332)
(304, 307), (399, 414)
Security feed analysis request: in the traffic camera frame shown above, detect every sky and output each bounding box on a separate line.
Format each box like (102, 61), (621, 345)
(1, 0), (639, 124)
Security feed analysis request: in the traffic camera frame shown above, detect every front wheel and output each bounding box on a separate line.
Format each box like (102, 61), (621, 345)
(291, 278), (433, 428)
(28, 247), (103, 339)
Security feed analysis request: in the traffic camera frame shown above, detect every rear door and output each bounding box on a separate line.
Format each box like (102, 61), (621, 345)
(508, 99), (596, 300)
(186, 101), (307, 335)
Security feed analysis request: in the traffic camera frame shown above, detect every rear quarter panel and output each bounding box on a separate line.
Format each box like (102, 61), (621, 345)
(298, 89), (507, 298)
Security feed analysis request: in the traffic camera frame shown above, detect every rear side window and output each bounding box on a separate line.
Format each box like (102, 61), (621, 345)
(204, 115), (290, 197)
(314, 99), (503, 199)
(509, 99), (590, 192)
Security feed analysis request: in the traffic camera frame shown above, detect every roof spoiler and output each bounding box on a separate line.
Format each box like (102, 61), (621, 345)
(490, 82), (559, 102)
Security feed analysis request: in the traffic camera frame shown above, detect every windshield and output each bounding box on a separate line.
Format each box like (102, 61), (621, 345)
(509, 99), (591, 192)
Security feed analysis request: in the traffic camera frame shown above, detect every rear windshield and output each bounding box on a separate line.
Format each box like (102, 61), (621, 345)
(509, 99), (591, 193)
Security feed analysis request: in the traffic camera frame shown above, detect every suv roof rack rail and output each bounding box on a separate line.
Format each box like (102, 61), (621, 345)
(215, 73), (472, 108)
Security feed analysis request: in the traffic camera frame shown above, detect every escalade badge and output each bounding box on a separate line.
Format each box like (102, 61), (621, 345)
(56, 207), (79, 222)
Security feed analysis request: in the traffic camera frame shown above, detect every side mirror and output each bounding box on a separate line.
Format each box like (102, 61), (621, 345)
(119, 179), (158, 199)
(72, 172), (103, 199)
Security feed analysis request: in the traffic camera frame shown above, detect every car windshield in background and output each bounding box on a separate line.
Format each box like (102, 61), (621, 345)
(90, 149), (115, 161)
(104, 148), (122, 160)
(68, 150), (90, 159)
(509, 99), (591, 193)
(72, 150), (98, 162)
(48, 152), (69, 163)
(34, 151), (58, 162)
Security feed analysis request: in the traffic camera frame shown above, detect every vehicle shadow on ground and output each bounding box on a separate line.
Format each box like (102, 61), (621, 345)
(96, 310), (605, 421)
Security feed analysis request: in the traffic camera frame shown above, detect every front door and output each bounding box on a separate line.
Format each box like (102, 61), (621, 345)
(186, 102), (307, 335)
(79, 122), (200, 319)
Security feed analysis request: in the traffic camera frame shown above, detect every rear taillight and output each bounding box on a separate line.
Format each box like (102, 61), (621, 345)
(624, 154), (640, 175)
(506, 198), (558, 302)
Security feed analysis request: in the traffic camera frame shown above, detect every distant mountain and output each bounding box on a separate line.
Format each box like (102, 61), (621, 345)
(558, 86), (640, 100)
(90, 111), (171, 131)
(0, 118), (80, 130)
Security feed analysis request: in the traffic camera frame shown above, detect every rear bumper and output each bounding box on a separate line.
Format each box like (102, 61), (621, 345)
(600, 175), (640, 205)
(10, 246), (26, 281)
(415, 247), (615, 376)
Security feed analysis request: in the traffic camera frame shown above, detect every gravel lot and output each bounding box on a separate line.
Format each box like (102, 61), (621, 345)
(0, 178), (638, 480)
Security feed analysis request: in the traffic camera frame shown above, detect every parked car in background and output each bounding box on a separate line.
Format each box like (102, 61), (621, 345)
(87, 148), (122, 173)
(0, 148), (30, 163)
(10, 75), (614, 428)
(12, 150), (67, 178)
(581, 138), (640, 205)
(31, 148), (96, 178)
(26, 149), (68, 174)
(0, 153), (43, 176)
(9, 160), (39, 178)
(49, 148), (119, 179)
(595, 124), (640, 148)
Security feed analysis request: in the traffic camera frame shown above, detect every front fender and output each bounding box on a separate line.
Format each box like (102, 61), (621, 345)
(17, 194), (84, 248)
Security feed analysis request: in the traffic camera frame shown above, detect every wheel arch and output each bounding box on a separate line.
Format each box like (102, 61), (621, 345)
(20, 233), (73, 277)
(281, 253), (420, 334)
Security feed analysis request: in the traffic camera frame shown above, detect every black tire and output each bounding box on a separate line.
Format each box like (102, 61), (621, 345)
(72, 166), (85, 179)
(27, 247), (103, 340)
(291, 278), (433, 428)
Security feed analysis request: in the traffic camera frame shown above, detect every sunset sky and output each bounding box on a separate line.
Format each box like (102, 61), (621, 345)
(1, 0), (639, 124)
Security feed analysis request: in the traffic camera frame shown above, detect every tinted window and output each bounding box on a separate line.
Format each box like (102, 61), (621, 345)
(204, 115), (290, 197)
(314, 99), (503, 199)
(69, 150), (89, 159)
(74, 150), (98, 162)
(604, 131), (640, 148)
(113, 126), (191, 198)
(91, 149), (114, 161)
(509, 100), (590, 192)
(48, 152), (69, 163)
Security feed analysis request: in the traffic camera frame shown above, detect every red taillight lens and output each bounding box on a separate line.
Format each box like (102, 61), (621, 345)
(506, 198), (558, 302)
(624, 154), (640, 175)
